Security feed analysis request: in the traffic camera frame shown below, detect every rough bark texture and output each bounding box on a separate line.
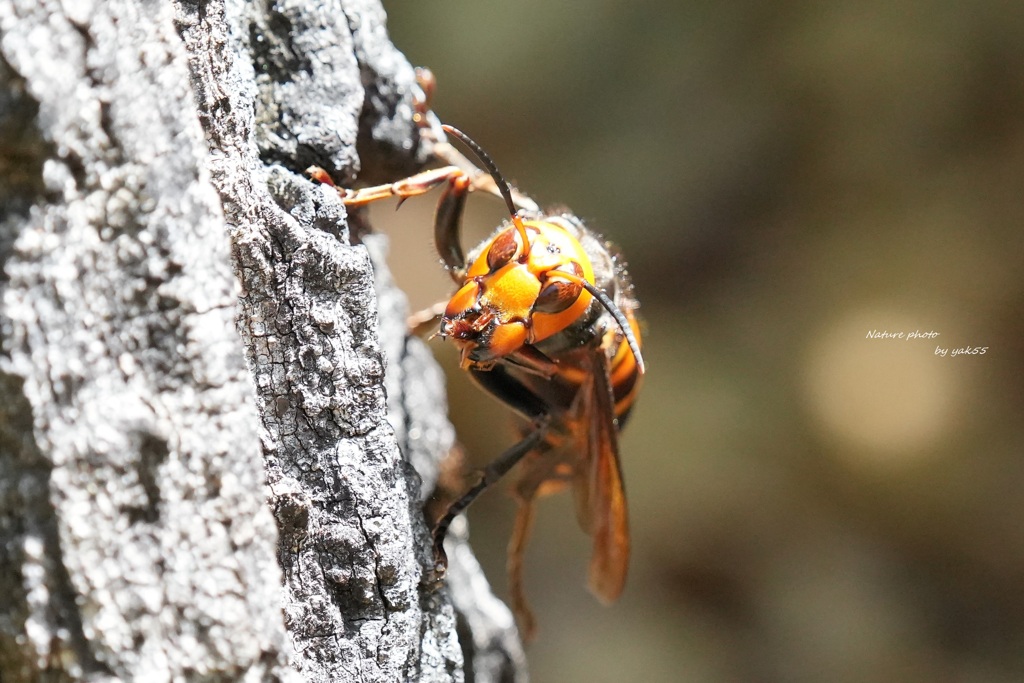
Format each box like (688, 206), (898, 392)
(0, 1), (524, 681)
(0, 1), (291, 679)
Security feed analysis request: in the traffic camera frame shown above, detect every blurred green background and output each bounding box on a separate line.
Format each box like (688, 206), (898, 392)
(376, 2), (1024, 681)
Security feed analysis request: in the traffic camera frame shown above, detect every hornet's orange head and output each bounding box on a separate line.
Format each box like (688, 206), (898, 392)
(441, 218), (594, 369)
(437, 124), (644, 376)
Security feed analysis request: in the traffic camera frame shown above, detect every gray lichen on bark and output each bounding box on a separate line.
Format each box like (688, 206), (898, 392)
(0, 0), (525, 681)
(0, 0), (289, 679)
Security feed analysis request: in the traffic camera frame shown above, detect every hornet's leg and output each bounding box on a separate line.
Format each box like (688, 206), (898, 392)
(307, 164), (472, 275)
(412, 67), (446, 143)
(407, 301), (448, 339)
(431, 416), (551, 573)
(508, 497), (538, 640)
(432, 170), (470, 274)
(309, 165), (466, 208)
(507, 449), (572, 641)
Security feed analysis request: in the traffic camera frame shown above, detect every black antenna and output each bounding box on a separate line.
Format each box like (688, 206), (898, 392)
(442, 124), (520, 221)
(580, 281), (646, 374)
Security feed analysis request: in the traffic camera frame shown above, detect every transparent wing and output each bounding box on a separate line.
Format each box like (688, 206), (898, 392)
(574, 345), (630, 604)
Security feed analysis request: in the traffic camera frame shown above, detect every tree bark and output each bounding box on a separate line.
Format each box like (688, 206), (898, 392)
(0, 1), (525, 681)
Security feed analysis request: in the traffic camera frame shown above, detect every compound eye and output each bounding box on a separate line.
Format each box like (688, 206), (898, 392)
(533, 261), (584, 315)
(486, 228), (520, 271)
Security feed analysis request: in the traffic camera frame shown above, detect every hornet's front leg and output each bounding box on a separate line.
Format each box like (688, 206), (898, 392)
(307, 164), (472, 276)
